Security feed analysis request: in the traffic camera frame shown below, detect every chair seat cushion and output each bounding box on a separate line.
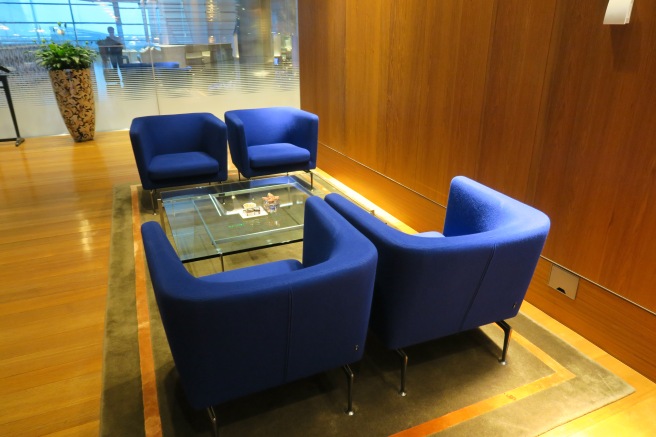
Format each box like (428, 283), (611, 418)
(148, 152), (219, 181)
(249, 143), (310, 168)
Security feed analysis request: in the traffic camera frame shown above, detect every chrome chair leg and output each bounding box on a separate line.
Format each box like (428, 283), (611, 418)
(207, 406), (218, 437)
(149, 189), (157, 215)
(396, 349), (408, 396)
(342, 364), (355, 415)
(496, 320), (512, 365)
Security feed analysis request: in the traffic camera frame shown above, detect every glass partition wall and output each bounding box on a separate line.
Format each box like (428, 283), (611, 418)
(0, 0), (299, 138)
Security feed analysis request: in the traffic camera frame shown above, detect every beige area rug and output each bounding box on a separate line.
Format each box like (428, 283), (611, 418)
(100, 182), (634, 436)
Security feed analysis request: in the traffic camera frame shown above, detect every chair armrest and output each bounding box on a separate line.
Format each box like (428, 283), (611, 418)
(324, 193), (430, 250)
(129, 118), (156, 187)
(286, 197), (377, 380)
(199, 113), (227, 174)
(287, 109), (319, 163)
(224, 111), (249, 172)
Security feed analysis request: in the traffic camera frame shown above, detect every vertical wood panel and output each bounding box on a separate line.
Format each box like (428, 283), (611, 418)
(383, 1), (440, 194)
(477, 0), (557, 201)
(299, 0), (346, 154)
(428, 0), (495, 200)
(384, 1), (495, 205)
(532, 0), (656, 310)
(593, 3), (656, 309)
(343, 0), (391, 169)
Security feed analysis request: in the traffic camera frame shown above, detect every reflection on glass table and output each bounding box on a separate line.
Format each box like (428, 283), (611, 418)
(159, 172), (343, 269)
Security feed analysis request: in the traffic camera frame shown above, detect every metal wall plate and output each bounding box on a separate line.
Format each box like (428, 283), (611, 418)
(548, 264), (580, 300)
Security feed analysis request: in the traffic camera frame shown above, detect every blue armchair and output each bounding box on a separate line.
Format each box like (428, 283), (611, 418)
(325, 176), (550, 395)
(140, 196), (377, 435)
(224, 106), (318, 181)
(130, 112), (228, 211)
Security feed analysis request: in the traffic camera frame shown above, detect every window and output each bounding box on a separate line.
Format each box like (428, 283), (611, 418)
(0, 0), (299, 138)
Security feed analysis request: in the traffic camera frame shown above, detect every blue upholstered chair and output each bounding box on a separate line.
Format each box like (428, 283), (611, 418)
(224, 106), (318, 182)
(141, 196), (378, 435)
(325, 176), (550, 395)
(130, 113), (228, 211)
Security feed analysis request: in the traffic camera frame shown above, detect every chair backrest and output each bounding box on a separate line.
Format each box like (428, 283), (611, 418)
(140, 196), (377, 409)
(224, 107), (318, 176)
(225, 106), (318, 147)
(324, 177), (550, 350)
(130, 112), (222, 157)
(129, 112), (227, 189)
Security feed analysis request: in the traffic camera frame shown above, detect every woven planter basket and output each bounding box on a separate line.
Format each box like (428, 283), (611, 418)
(49, 68), (96, 142)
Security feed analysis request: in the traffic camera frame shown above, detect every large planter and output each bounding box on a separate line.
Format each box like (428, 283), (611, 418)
(49, 68), (96, 142)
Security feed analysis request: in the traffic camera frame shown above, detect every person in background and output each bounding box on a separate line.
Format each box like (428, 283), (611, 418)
(100, 26), (123, 68)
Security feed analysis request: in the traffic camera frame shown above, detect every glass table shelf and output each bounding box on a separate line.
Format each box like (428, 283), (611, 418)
(159, 172), (340, 265)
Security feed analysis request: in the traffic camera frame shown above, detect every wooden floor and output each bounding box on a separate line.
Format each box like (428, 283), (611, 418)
(0, 131), (654, 436)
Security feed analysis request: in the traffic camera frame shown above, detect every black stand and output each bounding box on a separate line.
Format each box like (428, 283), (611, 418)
(0, 72), (25, 147)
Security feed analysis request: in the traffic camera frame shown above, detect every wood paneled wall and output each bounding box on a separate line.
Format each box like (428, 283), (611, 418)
(530, 0), (656, 311)
(299, 0), (656, 380)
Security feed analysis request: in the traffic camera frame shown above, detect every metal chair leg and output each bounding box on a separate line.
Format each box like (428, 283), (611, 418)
(496, 320), (512, 365)
(149, 189), (157, 215)
(207, 406), (218, 437)
(396, 349), (408, 396)
(342, 364), (355, 415)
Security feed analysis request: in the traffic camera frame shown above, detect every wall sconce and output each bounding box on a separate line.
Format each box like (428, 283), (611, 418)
(603, 0), (634, 24)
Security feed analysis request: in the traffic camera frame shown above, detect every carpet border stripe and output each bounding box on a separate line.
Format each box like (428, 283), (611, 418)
(391, 330), (576, 436)
(131, 185), (164, 437)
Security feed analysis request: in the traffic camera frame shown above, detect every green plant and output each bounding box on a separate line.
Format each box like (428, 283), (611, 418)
(32, 22), (97, 70)
(33, 41), (97, 70)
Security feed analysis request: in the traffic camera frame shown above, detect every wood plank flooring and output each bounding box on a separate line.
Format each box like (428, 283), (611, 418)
(0, 131), (136, 436)
(0, 131), (654, 436)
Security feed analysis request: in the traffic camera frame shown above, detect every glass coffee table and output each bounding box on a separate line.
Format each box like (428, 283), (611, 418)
(159, 172), (342, 269)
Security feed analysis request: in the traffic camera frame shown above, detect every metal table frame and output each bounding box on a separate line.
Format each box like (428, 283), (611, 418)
(0, 71), (25, 147)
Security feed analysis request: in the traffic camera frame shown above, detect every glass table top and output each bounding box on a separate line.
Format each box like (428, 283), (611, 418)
(159, 173), (340, 263)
